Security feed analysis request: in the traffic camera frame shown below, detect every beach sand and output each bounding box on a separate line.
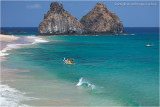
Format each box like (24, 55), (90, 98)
(0, 34), (20, 85)
(0, 34), (32, 107)
(0, 34), (19, 42)
(0, 34), (20, 74)
(0, 34), (19, 62)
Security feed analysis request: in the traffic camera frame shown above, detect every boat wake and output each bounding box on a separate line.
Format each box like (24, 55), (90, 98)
(76, 77), (96, 90)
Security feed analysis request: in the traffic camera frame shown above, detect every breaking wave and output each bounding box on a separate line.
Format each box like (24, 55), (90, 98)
(76, 77), (96, 90)
(26, 36), (48, 44)
(0, 84), (38, 107)
(0, 36), (46, 106)
(0, 36), (49, 57)
(0, 44), (25, 57)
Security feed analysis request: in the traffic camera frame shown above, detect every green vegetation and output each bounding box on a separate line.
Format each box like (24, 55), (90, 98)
(80, 15), (89, 21)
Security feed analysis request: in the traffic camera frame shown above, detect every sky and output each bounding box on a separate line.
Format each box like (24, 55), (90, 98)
(1, 1), (159, 27)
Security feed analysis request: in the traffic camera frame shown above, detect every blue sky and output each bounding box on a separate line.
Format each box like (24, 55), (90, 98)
(1, 1), (159, 27)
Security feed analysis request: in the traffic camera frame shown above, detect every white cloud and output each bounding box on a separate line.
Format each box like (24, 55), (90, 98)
(26, 4), (41, 9)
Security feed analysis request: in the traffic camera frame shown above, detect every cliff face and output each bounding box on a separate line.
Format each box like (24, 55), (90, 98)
(38, 2), (84, 35)
(80, 3), (124, 34)
(38, 2), (124, 35)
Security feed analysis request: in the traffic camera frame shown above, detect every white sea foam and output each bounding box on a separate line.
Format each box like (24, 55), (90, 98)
(0, 36), (49, 57)
(0, 84), (38, 107)
(76, 77), (96, 89)
(26, 36), (48, 44)
(0, 44), (19, 57)
(0, 43), (27, 57)
(0, 36), (47, 106)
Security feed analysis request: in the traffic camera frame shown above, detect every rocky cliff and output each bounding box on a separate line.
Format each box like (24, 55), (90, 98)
(80, 3), (124, 34)
(38, 2), (124, 35)
(38, 2), (84, 35)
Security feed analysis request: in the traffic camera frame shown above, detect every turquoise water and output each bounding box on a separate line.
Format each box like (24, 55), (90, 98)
(2, 34), (159, 106)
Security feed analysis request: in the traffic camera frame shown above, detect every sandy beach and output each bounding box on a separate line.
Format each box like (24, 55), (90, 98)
(0, 34), (19, 43)
(0, 34), (34, 107)
(0, 34), (19, 62)
(0, 34), (19, 50)
(0, 34), (20, 76)
(0, 34), (20, 72)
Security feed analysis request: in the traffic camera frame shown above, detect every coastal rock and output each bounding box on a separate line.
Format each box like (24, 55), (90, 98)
(80, 3), (124, 34)
(0, 30), (4, 34)
(0, 30), (25, 34)
(38, 2), (84, 35)
(38, 2), (124, 35)
(6, 30), (25, 34)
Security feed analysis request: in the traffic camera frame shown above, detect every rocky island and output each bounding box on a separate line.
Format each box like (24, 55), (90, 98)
(0, 30), (25, 34)
(38, 2), (124, 35)
(80, 3), (124, 35)
(38, 2), (84, 35)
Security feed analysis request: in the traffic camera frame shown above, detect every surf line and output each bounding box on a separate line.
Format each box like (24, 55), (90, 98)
(0, 36), (49, 57)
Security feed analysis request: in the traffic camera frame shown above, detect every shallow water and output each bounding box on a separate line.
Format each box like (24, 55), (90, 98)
(1, 28), (159, 106)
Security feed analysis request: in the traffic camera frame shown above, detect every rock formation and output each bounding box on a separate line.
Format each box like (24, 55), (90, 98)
(38, 2), (124, 35)
(80, 3), (124, 34)
(0, 30), (25, 34)
(38, 2), (84, 35)
(0, 30), (4, 34)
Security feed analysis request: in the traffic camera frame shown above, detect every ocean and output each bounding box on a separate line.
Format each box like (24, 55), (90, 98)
(1, 27), (159, 106)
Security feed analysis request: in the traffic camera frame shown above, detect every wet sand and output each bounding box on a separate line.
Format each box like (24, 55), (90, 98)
(0, 35), (34, 107)
(0, 34), (20, 62)
(0, 34), (21, 84)
(0, 34), (21, 83)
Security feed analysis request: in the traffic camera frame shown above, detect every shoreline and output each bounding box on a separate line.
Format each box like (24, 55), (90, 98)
(0, 34), (49, 107)
(0, 34), (48, 59)
(0, 34), (49, 76)
(0, 34), (28, 106)
(0, 34), (20, 62)
(0, 34), (19, 42)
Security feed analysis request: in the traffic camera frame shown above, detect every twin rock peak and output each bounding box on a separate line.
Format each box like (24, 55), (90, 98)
(38, 2), (124, 35)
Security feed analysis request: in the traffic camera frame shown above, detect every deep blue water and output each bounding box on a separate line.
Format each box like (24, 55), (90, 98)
(2, 27), (159, 106)
(1, 27), (38, 35)
(124, 27), (159, 34)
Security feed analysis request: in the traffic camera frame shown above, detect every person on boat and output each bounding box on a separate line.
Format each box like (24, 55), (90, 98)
(67, 58), (73, 63)
(70, 58), (73, 63)
(68, 60), (71, 63)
